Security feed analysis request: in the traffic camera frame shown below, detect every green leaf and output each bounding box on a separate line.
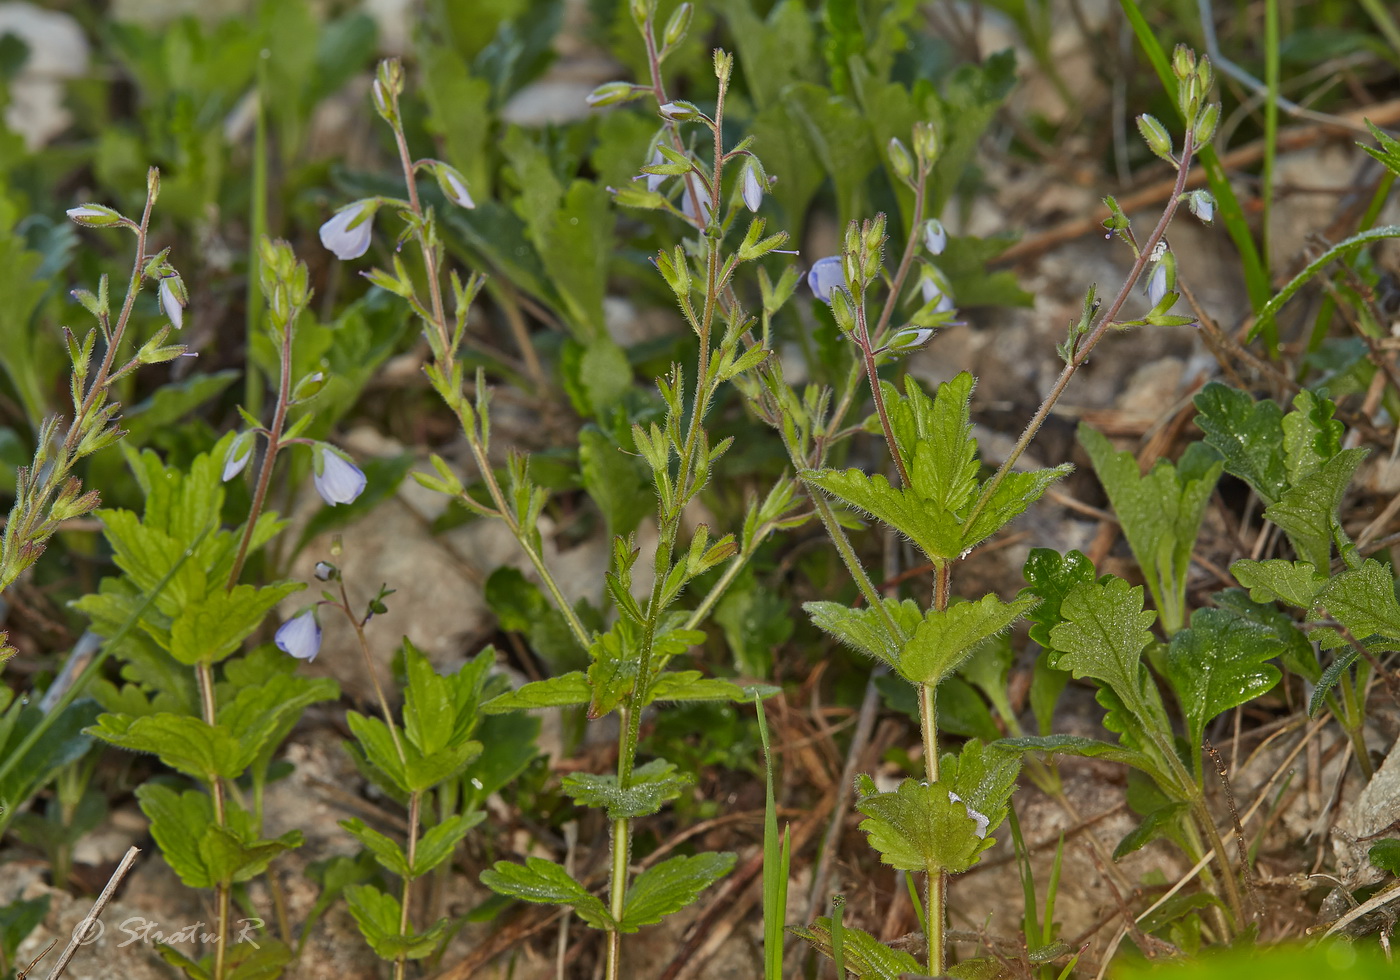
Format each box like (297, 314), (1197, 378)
(991, 733), (1151, 773)
(561, 758), (692, 820)
(341, 818), (409, 877)
(136, 784), (214, 888)
(1311, 648), (1362, 716)
(1114, 802), (1192, 859)
(1262, 448), (1366, 569)
(344, 884), (446, 960)
(1164, 608), (1283, 764)
(789, 918), (923, 979)
(199, 823), (302, 885)
(0, 895), (50, 965)
(1317, 559), (1400, 650)
(1212, 587), (1319, 681)
(619, 852), (736, 932)
(1193, 382), (1288, 504)
(1230, 559), (1326, 609)
(964, 465), (1073, 554)
(803, 597), (922, 669)
(898, 594), (1037, 686)
(479, 857), (614, 929)
(87, 712), (242, 780)
(856, 777), (995, 874)
(885, 373), (980, 517)
(413, 811), (486, 877)
(169, 582), (303, 666)
(646, 671), (753, 704)
(942, 739), (1022, 836)
(1078, 426), (1221, 634)
(579, 424), (651, 537)
(1249, 226), (1400, 341)
(1048, 579), (1167, 740)
(482, 671), (591, 713)
(1281, 389), (1345, 486)
(1021, 548), (1098, 648)
(1368, 839), (1400, 875)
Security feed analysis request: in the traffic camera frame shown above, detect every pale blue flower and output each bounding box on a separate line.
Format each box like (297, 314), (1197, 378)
(313, 445), (367, 506)
(159, 276), (186, 330)
(1147, 261), (1168, 307)
(741, 162), (763, 212)
(919, 268), (955, 313)
(222, 432), (254, 482)
(807, 256), (844, 304)
(276, 610), (322, 662)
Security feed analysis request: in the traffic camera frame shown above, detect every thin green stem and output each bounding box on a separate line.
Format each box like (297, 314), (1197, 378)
(966, 129), (1197, 529)
(855, 299), (911, 489)
(338, 578), (407, 765)
(196, 659), (230, 980)
(395, 790), (421, 980)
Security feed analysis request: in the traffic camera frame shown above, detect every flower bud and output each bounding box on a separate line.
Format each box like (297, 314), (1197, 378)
(888, 137), (914, 184)
(586, 81), (640, 108)
(740, 159), (764, 212)
(923, 219), (947, 256)
(913, 121), (940, 168)
(223, 432), (255, 482)
(659, 101), (700, 122)
(66, 204), (124, 228)
(430, 162), (475, 209)
(1186, 189), (1214, 223)
(662, 2), (692, 47)
(292, 371), (327, 403)
(319, 200), (378, 261)
(1193, 102), (1220, 146)
(312, 444), (367, 506)
(1136, 114), (1174, 162)
(159, 274), (188, 330)
(919, 267), (955, 313)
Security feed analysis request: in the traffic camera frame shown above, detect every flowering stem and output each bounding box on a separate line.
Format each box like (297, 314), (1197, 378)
(195, 658), (230, 980)
(854, 299), (911, 489)
(337, 578), (407, 765)
(395, 790), (421, 980)
(964, 129), (1198, 530)
(1, 172), (156, 592)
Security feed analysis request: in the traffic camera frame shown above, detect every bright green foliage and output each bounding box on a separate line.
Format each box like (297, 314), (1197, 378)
(1195, 385), (1367, 569)
(1193, 383), (1289, 503)
(480, 857), (614, 929)
(620, 852), (737, 932)
(1231, 559), (1327, 609)
(789, 918), (923, 979)
(1021, 548), (1098, 648)
(1048, 579), (1171, 745)
(899, 595), (1038, 686)
(482, 670), (592, 713)
(1078, 426), (1221, 634)
(941, 739), (1022, 835)
(344, 884), (446, 960)
(855, 776), (996, 874)
(586, 615), (707, 718)
(561, 758), (692, 820)
(1315, 559), (1400, 650)
(1164, 609), (1282, 775)
(136, 784), (301, 889)
(804, 597), (923, 669)
(805, 374), (1069, 565)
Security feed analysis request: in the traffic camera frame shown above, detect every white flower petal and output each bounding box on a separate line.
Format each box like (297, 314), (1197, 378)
(160, 278), (184, 331)
(319, 206), (373, 261)
(313, 447), (367, 506)
(741, 166), (763, 212)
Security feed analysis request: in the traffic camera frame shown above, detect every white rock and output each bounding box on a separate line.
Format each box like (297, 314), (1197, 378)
(0, 3), (89, 149)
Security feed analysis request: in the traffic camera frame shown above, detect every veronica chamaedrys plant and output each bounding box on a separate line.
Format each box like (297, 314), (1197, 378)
(74, 241), (353, 980)
(0, 169), (187, 661)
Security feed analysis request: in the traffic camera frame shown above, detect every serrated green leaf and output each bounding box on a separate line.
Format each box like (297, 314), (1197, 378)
(1316, 559), (1400, 650)
(963, 465), (1073, 554)
(1021, 548), (1098, 648)
(1048, 580), (1167, 738)
(1212, 588), (1319, 682)
(136, 784), (214, 888)
(200, 823), (302, 885)
(1078, 426), (1221, 634)
(87, 712), (241, 780)
(413, 811), (486, 877)
(886, 374), (980, 515)
(942, 739), (1022, 835)
(1164, 608), (1282, 768)
(1193, 383), (1288, 504)
(1263, 448), (1366, 569)
(1368, 839), (1400, 875)
(646, 671), (752, 704)
(341, 818), (410, 877)
(479, 857), (614, 929)
(789, 918), (923, 979)
(619, 851), (736, 932)
(1281, 389), (1345, 485)
(1230, 559), (1326, 609)
(856, 777), (994, 874)
(482, 671), (591, 713)
(561, 758), (692, 820)
(803, 597), (922, 669)
(344, 883), (446, 960)
(899, 594), (1036, 686)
